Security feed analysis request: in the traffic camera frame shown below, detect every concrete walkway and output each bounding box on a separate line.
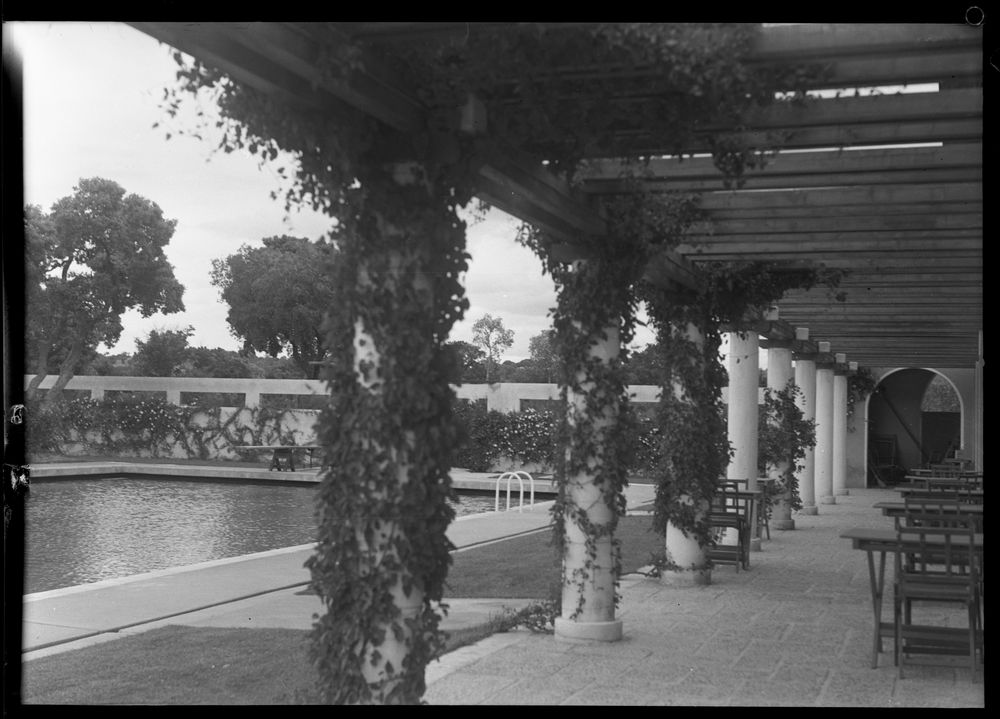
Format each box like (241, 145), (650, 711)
(20, 477), (983, 706)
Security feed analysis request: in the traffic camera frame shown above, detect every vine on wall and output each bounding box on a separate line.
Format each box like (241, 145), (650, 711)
(847, 366), (878, 431)
(26, 396), (299, 459)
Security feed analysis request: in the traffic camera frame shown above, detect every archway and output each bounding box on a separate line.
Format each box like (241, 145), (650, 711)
(865, 368), (963, 485)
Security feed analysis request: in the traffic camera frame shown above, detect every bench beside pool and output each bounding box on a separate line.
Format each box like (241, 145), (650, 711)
(234, 444), (322, 472)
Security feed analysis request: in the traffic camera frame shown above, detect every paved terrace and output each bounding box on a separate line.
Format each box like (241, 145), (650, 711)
(20, 466), (983, 706)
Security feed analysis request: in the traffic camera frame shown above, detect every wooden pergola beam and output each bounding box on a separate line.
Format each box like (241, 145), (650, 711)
(685, 214), (981, 235)
(697, 182), (982, 210)
(579, 142), (982, 188)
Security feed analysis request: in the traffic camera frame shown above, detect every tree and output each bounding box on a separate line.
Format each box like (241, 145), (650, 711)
(133, 327), (193, 377)
(182, 347), (259, 378)
(471, 314), (514, 383)
(528, 329), (558, 383)
(25, 178), (185, 403)
(444, 340), (486, 383)
(83, 352), (135, 377)
(210, 235), (334, 379)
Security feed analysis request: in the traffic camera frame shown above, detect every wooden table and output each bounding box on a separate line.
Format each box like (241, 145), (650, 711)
(893, 484), (983, 504)
(840, 526), (984, 669)
(234, 445), (322, 471)
(901, 475), (981, 485)
(873, 501), (983, 519)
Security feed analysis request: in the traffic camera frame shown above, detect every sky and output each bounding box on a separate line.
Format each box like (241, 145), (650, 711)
(7, 21), (663, 363)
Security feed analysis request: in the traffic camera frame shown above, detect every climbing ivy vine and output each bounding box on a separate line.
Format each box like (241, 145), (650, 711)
(758, 381), (816, 517)
(640, 262), (839, 551)
(160, 22), (827, 703)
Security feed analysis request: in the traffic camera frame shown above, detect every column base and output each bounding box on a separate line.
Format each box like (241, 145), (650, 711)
(835, 489), (850, 496)
(659, 568), (711, 587)
(820, 495), (836, 505)
(750, 537), (762, 552)
(772, 519), (796, 530)
(799, 505), (818, 516)
(554, 617), (623, 643)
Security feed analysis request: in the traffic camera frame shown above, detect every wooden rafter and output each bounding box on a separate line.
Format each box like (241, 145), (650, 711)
(128, 21), (983, 368)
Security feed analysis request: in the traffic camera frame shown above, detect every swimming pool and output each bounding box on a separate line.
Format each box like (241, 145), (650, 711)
(22, 477), (501, 594)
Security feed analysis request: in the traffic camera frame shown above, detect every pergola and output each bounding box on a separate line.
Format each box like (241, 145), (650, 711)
(130, 21), (982, 370)
(126, 22), (983, 700)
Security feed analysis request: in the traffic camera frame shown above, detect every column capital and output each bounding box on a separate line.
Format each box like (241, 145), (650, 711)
(815, 342), (837, 368)
(792, 342), (820, 359)
(761, 338), (794, 350)
(720, 316), (797, 341)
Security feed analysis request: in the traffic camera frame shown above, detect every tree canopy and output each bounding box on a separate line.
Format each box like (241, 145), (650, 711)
(133, 326), (194, 377)
(25, 177), (185, 402)
(471, 313), (514, 383)
(209, 235), (335, 379)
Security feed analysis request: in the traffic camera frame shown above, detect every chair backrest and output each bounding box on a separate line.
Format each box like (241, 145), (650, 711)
(898, 503), (981, 532)
(894, 523), (977, 579)
(712, 481), (751, 522)
(928, 463), (961, 478)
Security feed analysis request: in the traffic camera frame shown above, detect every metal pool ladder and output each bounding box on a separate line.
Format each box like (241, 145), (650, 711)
(494, 471), (536, 512)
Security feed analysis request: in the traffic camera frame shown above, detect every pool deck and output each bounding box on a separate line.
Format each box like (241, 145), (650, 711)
(28, 460), (555, 495)
(21, 464), (616, 659)
(18, 466), (983, 706)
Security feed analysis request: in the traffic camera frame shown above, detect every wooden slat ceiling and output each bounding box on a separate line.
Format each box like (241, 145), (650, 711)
(129, 22), (983, 369)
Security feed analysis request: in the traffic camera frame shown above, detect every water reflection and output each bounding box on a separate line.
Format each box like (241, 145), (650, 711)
(23, 478), (500, 594)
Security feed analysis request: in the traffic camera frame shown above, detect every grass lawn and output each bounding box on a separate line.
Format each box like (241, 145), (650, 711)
(445, 515), (664, 599)
(21, 513), (665, 705)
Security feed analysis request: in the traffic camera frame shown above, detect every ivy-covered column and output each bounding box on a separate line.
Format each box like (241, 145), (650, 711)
(659, 320), (714, 586)
(832, 353), (849, 497)
(546, 255), (637, 643)
(555, 315), (625, 642)
(309, 162), (466, 704)
(725, 328), (761, 550)
(764, 338), (796, 530)
(793, 328), (818, 516)
(814, 341), (836, 506)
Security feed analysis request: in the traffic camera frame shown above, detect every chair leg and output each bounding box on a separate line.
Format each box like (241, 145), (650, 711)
(969, 602), (979, 682)
(894, 593), (903, 674)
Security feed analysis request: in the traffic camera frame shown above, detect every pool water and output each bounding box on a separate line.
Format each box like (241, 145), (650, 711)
(21, 478), (501, 594)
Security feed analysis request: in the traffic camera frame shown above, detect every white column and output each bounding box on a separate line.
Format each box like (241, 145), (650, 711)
(554, 320), (623, 643)
(832, 353), (849, 496)
(766, 340), (795, 530)
(726, 329), (760, 550)
(726, 330), (760, 487)
(661, 321), (712, 587)
(814, 341), (835, 506)
(793, 328), (817, 515)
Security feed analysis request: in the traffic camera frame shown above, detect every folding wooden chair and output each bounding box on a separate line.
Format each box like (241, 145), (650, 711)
(893, 522), (982, 680)
(707, 480), (751, 571)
